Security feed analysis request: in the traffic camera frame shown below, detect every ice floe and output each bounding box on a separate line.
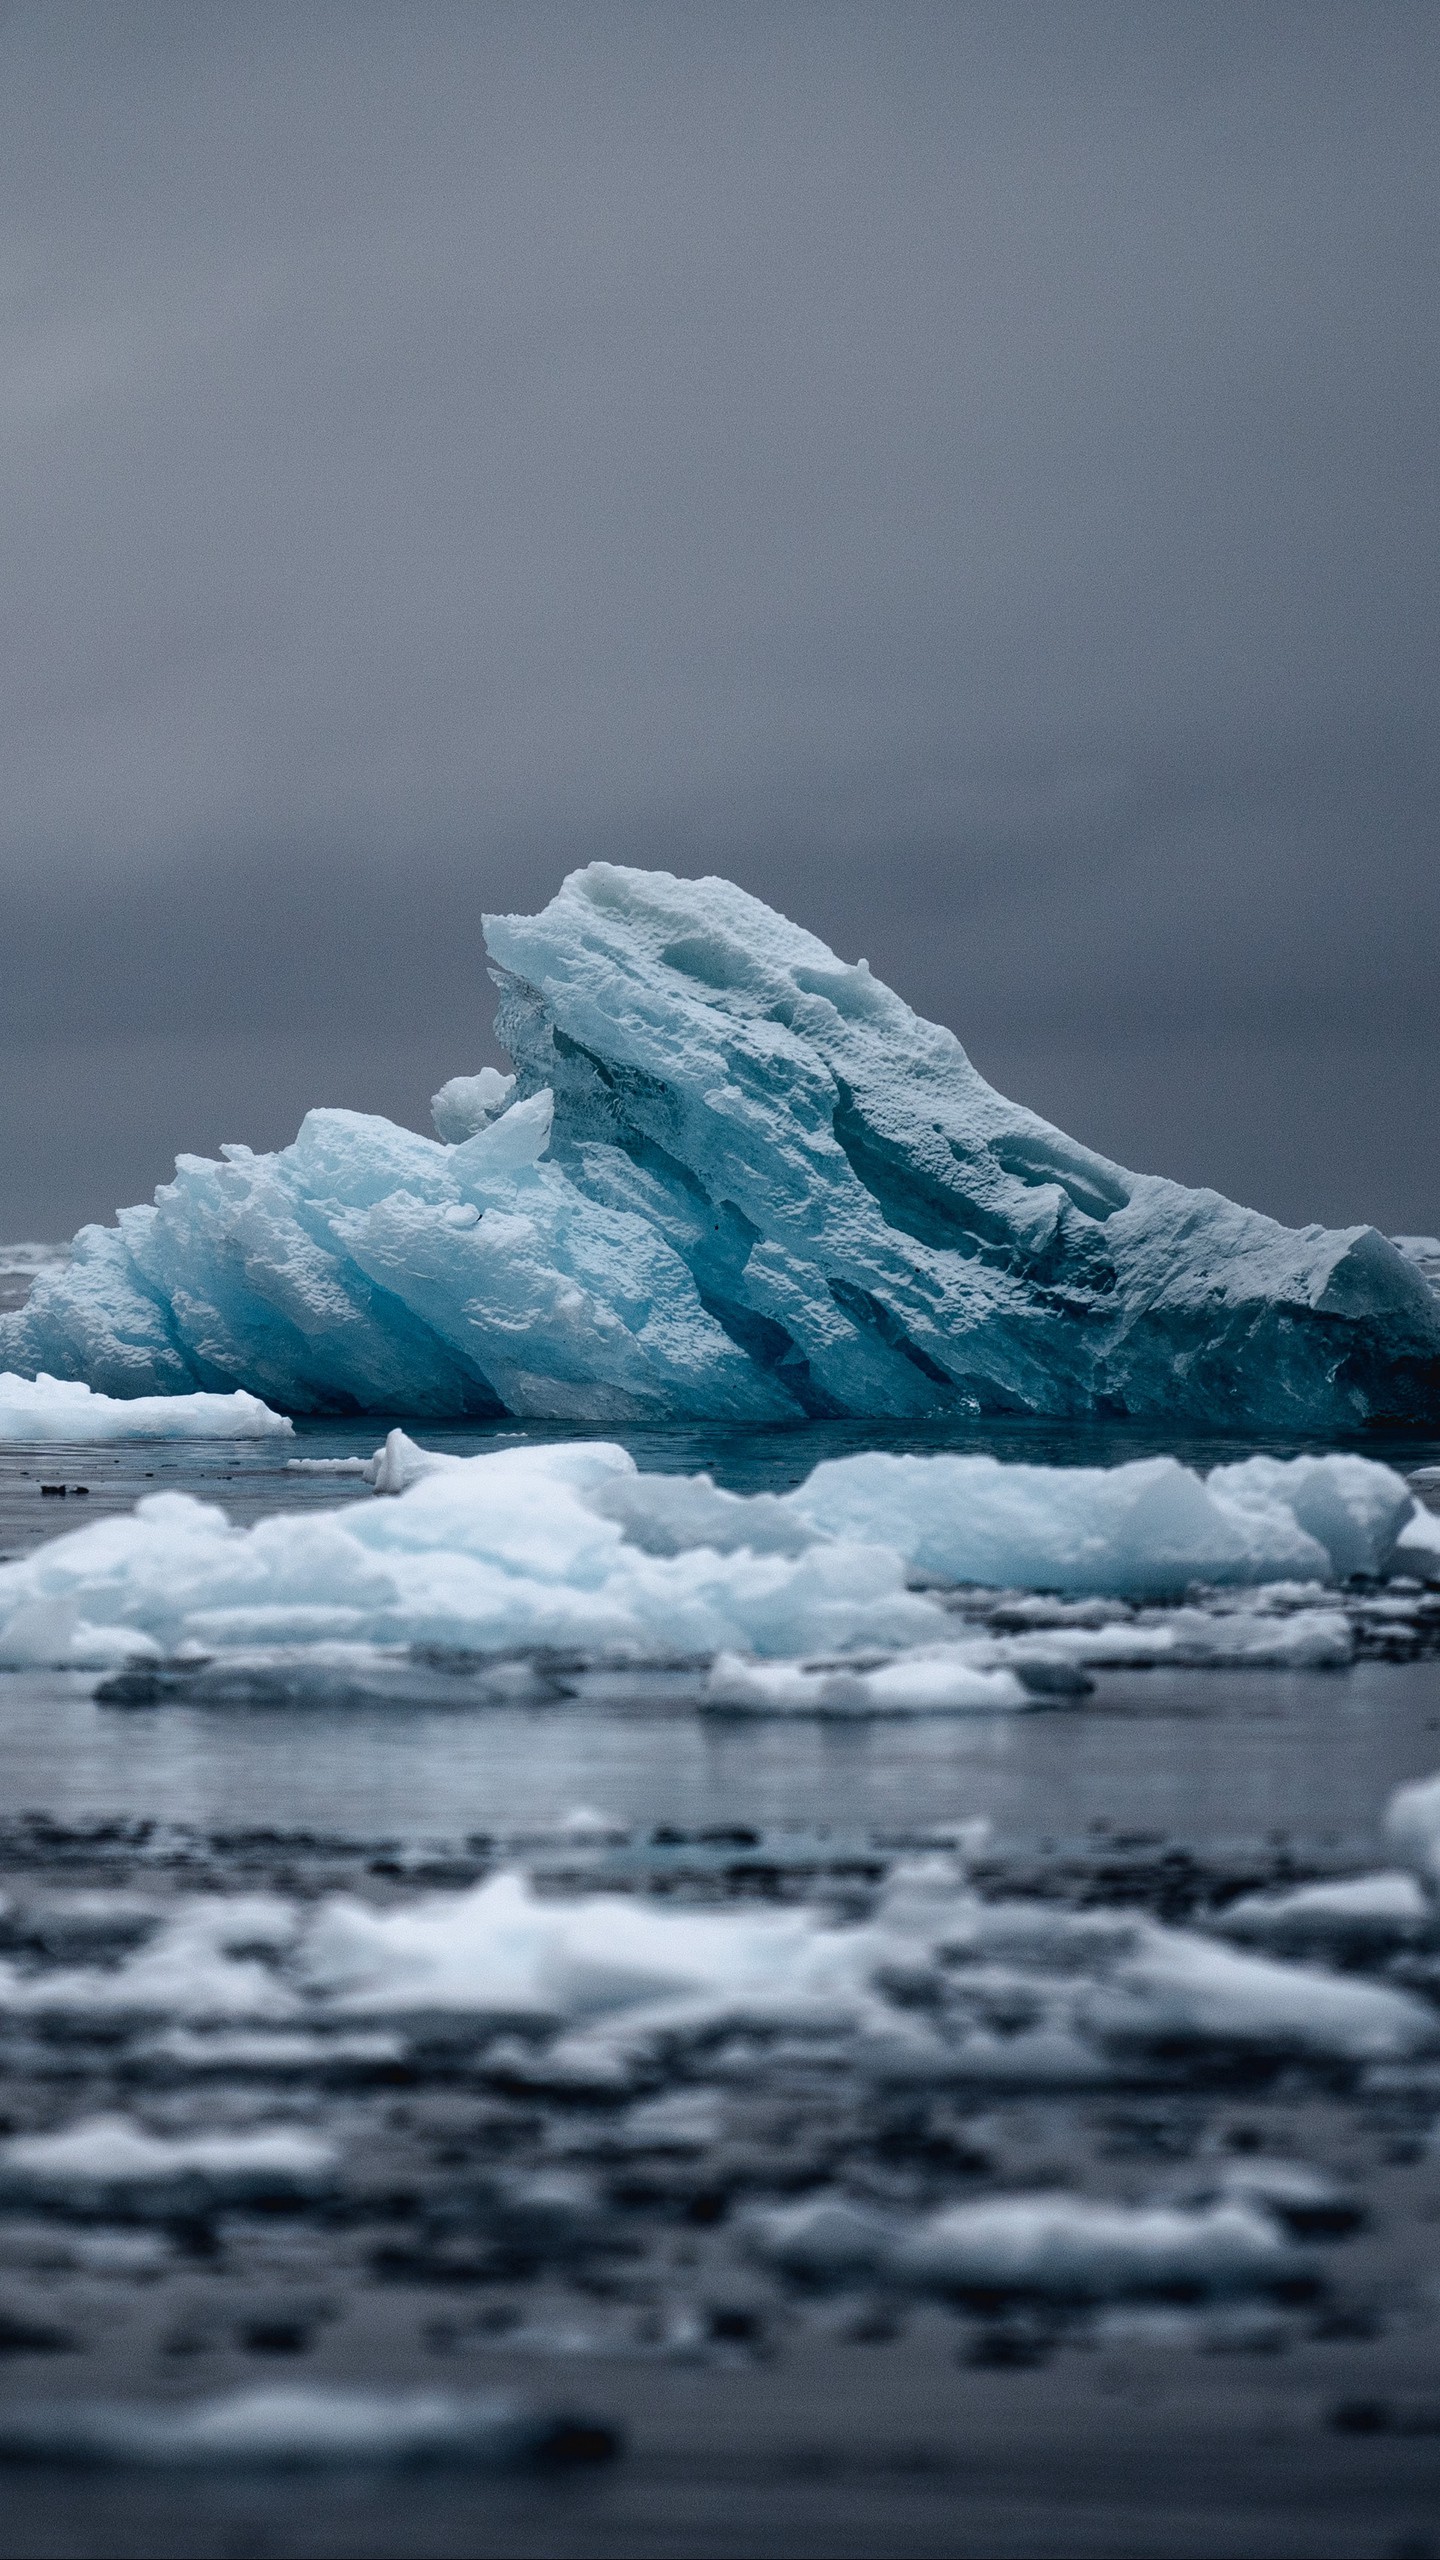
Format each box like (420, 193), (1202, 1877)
(1215, 1872), (1432, 1954)
(11, 1856), (1423, 2087)
(1385, 1771), (1440, 1892)
(5, 865), (1438, 1427)
(0, 2386), (612, 2469)
(0, 1437), (1429, 1677)
(0, 2115), (337, 2201)
(0, 1794), (1435, 2360)
(0, 1373), (291, 1441)
(751, 2191), (1299, 2300)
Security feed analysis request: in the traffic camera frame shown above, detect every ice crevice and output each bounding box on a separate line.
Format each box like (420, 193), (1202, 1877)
(3, 864), (1437, 1426)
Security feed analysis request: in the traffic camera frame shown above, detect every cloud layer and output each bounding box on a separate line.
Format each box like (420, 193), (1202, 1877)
(2, 3), (1436, 1235)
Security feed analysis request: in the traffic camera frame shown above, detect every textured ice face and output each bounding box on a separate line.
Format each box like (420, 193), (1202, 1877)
(4, 863), (1438, 1422)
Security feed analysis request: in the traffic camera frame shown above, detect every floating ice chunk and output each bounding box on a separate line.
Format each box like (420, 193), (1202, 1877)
(430, 1068), (517, 1143)
(299, 1869), (850, 2023)
(1206, 1453), (1419, 1582)
(791, 1448), (1414, 1596)
(137, 2026), (404, 2072)
(555, 1805), (629, 1845)
(1395, 1502), (1440, 1581)
(0, 1895), (300, 2019)
(0, 1445), (939, 1668)
(704, 1649), (1030, 1715)
(7, 865), (1439, 1425)
(1385, 1771), (1440, 1893)
(0, 1373), (290, 1442)
(0, 1436), (1415, 1674)
(1179, 2158), (1361, 2237)
(1085, 1923), (1432, 2062)
(892, 2195), (1296, 2300)
(0, 2115), (336, 2199)
(984, 1606), (1356, 1670)
(749, 2196), (897, 2282)
(1216, 1872), (1431, 1954)
(751, 2192), (1296, 2300)
(0, 2385), (610, 2470)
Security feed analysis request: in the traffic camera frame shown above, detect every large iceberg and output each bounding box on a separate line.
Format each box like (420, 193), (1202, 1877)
(4, 865), (1438, 1425)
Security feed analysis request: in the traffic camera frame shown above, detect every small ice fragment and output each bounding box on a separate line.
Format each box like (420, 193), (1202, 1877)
(556, 1806), (628, 1843)
(890, 2194), (1295, 2301)
(1385, 1770), (1440, 1893)
(0, 2115), (337, 2198)
(1216, 1872), (1430, 1951)
(1395, 1503), (1440, 1581)
(0, 2384), (615, 2470)
(703, 1650), (1029, 1714)
(751, 2191), (1297, 2301)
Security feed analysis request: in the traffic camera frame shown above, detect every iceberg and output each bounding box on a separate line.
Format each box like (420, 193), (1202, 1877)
(3, 865), (1437, 1426)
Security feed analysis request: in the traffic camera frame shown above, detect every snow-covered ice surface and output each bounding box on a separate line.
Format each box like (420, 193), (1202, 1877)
(5, 866), (1439, 1428)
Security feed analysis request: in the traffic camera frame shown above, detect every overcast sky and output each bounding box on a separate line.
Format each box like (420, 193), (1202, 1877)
(2, 1), (1436, 1240)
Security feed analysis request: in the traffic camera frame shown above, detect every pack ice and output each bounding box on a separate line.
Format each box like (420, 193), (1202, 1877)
(0, 1436), (1426, 1672)
(4, 866), (1438, 1425)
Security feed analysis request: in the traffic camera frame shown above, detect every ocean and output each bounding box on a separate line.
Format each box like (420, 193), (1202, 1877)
(2, 1415), (1440, 2554)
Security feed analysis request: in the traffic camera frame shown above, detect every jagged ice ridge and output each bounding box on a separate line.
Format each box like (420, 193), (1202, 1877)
(4, 866), (1438, 1426)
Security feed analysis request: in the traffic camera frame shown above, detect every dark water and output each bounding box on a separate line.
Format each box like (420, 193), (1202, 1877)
(4, 1424), (1440, 2557)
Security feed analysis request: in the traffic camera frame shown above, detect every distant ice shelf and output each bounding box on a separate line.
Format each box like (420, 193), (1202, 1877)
(3, 864), (1438, 1426)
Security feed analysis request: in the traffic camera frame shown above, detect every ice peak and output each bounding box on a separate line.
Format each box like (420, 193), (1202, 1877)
(3, 862), (1437, 1425)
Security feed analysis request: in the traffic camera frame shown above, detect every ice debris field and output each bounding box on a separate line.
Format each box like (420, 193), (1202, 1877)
(6, 1766), (1440, 2405)
(1, 1434), (1436, 1686)
(5, 865), (1439, 1431)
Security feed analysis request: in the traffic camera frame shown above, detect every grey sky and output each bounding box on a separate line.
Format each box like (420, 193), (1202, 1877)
(2, 1), (1436, 1239)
